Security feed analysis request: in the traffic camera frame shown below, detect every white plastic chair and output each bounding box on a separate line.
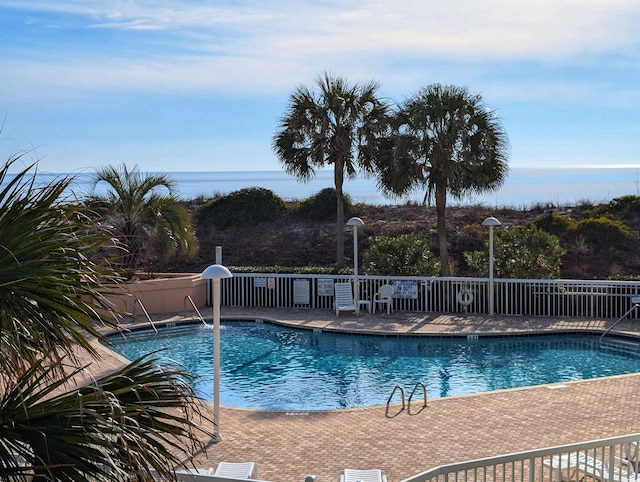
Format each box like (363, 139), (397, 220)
(334, 282), (359, 316)
(373, 284), (395, 315)
(340, 468), (387, 482)
(214, 461), (258, 479)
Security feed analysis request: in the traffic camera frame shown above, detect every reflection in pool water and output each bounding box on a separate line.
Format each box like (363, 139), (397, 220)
(108, 321), (640, 410)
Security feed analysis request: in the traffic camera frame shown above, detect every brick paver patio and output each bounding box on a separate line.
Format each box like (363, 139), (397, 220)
(98, 307), (640, 482)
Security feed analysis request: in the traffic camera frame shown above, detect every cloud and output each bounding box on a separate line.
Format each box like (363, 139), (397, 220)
(0, 0), (638, 102)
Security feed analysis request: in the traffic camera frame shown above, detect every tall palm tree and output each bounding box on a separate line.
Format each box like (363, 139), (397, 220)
(88, 164), (198, 276)
(273, 72), (389, 269)
(377, 84), (509, 276)
(0, 157), (211, 481)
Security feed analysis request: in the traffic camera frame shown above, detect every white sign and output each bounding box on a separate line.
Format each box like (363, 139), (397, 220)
(317, 278), (334, 296)
(392, 280), (418, 299)
(293, 278), (310, 305)
(254, 277), (267, 288)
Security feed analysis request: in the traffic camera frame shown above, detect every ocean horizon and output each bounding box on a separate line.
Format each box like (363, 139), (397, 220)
(4, 166), (640, 209)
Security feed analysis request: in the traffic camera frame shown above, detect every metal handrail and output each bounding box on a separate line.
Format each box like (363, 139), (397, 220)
(400, 432), (640, 482)
(133, 299), (157, 334)
(408, 382), (428, 408)
(600, 296), (640, 342)
(184, 295), (206, 325)
(387, 385), (405, 410)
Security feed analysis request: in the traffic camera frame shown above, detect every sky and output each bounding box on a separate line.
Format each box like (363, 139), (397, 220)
(0, 0), (639, 175)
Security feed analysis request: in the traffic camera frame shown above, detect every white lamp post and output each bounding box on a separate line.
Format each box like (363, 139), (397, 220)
(200, 263), (232, 442)
(482, 216), (501, 315)
(346, 217), (364, 305)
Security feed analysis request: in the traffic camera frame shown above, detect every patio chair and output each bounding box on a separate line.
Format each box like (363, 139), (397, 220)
(334, 282), (359, 316)
(340, 468), (387, 482)
(543, 451), (640, 482)
(214, 461), (258, 479)
(372, 284), (395, 315)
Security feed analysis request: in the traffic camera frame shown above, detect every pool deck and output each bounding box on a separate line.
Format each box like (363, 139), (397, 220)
(100, 308), (640, 482)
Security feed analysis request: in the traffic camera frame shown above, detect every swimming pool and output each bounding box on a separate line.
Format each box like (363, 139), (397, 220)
(108, 321), (640, 410)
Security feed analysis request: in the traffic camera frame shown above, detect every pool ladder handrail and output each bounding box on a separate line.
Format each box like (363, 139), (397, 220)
(409, 381), (428, 408)
(387, 385), (406, 410)
(184, 295), (207, 326)
(600, 297), (640, 343)
(387, 382), (428, 411)
(133, 299), (157, 334)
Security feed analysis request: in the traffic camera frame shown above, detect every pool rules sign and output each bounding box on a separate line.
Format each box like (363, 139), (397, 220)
(293, 278), (310, 305)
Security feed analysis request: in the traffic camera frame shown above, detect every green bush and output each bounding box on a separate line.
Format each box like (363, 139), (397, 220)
(464, 224), (564, 279)
(533, 210), (576, 237)
(574, 216), (637, 248)
(296, 188), (351, 219)
(362, 233), (438, 276)
(586, 195), (640, 219)
(199, 187), (286, 228)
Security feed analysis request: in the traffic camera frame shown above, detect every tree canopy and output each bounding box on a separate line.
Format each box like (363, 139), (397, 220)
(273, 71), (389, 269)
(377, 84), (509, 276)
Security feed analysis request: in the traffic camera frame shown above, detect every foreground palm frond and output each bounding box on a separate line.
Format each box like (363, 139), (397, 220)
(0, 156), (212, 481)
(0, 157), (120, 375)
(0, 353), (213, 481)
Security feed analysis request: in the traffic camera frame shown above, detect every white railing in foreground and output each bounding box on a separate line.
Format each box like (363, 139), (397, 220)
(401, 433), (640, 482)
(214, 274), (640, 320)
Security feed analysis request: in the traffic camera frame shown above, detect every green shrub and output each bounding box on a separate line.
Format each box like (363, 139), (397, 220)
(199, 187), (286, 228)
(533, 210), (576, 237)
(586, 195), (640, 219)
(464, 224), (564, 279)
(574, 216), (637, 248)
(362, 233), (438, 276)
(228, 265), (337, 274)
(296, 188), (351, 220)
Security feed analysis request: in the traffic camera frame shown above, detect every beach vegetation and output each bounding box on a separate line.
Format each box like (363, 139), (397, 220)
(464, 224), (563, 279)
(376, 84), (509, 277)
(199, 187), (286, 228)
(0, 158), (211, 481)
(273, 71), (390, 270)
(296, 187), (352, 220)
(362, 233), (439, 276)
(86, 164), (198, 278)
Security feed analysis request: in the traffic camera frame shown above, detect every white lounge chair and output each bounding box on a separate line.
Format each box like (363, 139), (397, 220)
(214, 461), (258, 479)
(334, 282), (359, 316)
(340, 468), (387, 482)
(372, 284), (395, 315)
(543, 451), (640, 482)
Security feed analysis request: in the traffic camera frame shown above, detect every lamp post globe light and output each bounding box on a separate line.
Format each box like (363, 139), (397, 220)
(481, 217), (501, 316)
(200, 263), (233, 442)
(346, 217), (364, 304)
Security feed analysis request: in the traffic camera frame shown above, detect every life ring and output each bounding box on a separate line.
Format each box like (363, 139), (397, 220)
(456, 288), (474, 306)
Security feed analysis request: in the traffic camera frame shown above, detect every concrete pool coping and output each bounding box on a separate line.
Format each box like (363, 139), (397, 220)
(98, 307), (640, 482)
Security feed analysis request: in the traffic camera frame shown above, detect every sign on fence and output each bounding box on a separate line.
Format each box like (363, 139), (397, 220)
(254, 277), (267, 288)
(317, 278), (334, 296)
(392, 280), (418, 299)
(293, 278), (310, 304)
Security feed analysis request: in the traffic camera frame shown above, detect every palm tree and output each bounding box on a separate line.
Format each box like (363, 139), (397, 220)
(377, 84), (509, 276)
(88, 164), (198, 276)
(273, 72), (389, 269)
(0, 157), (211, 481)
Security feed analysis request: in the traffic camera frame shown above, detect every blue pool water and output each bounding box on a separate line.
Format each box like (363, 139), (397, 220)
(108, 322), (640, 410)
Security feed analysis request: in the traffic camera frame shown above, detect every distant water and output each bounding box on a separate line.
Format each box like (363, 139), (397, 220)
(3, 167), (640, 208)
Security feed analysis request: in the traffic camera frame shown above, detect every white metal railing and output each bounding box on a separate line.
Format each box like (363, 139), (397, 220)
(401, 433), (640, 482)
(212, 274), (640, 320)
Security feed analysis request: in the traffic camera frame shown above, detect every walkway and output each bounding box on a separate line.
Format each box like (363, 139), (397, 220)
(101, 308), (640, 482)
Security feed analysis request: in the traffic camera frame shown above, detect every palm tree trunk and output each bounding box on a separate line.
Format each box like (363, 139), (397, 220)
(435, 184), (450, 276)
(335, 163), (346, 270)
